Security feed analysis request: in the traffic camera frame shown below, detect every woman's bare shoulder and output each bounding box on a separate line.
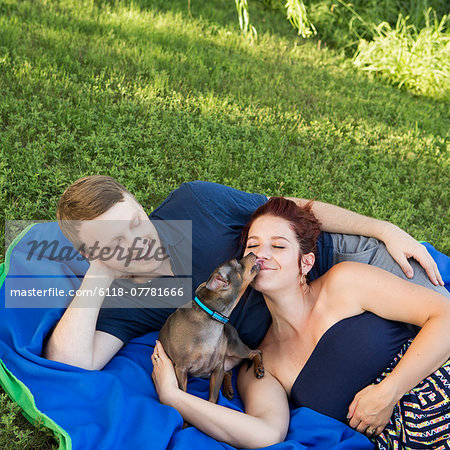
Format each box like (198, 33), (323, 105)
(313, 262), (368, 315)
(327, 261), (368, 276)
(319, 261), (373, 291)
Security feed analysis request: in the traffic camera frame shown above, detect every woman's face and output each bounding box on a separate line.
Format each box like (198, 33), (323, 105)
(243, 215), (302, 294)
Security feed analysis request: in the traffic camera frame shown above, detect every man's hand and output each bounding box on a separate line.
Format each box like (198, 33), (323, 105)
(381, 224), (444, 286)
(86, 258), (134, 281)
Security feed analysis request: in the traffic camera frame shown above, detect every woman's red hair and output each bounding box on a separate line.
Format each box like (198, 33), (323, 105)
(240, 197), (322, 269)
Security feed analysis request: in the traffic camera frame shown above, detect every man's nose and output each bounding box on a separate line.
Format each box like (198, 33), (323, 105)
(123, 233), (146, 250)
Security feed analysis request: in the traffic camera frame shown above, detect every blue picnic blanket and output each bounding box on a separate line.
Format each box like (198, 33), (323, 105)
(0, 223), (448, 450)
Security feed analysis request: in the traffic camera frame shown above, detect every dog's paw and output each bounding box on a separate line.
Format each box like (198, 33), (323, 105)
(254, 365), (265, 379)
(223, 386), (234, 400)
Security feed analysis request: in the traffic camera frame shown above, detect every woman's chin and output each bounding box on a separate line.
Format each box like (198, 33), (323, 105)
(250, 278), (271, 293)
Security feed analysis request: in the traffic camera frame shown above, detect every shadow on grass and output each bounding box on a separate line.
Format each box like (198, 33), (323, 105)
(1, 0), (448, 140)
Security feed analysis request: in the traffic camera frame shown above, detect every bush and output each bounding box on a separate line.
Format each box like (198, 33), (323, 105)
(230, 1), (449, 99)
(302, 0), (449, 49)
(353, 9), (450, 100)
(235, 0), (317, 39)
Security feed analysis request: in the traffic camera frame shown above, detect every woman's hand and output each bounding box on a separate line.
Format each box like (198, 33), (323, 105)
(151, 340), (179, 405)
(347, 383), (397, 438)
(381, 223), (443, 286)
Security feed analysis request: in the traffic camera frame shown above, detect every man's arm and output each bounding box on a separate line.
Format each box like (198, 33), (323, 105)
(280, 196), (443, 286)
(43, 262), (124, 370)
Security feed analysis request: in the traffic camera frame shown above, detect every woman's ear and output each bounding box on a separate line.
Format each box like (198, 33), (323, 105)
(301, 252), (315, 276)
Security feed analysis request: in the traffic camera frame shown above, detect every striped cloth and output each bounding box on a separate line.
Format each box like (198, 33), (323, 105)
(373, 339), (450, 449)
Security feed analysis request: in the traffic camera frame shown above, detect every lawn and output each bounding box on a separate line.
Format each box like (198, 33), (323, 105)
(0, 0), (449, 446)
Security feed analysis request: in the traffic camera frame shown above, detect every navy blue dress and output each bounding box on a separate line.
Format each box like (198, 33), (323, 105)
(290, 312), (414, 422)
(290, 312), (450, 449)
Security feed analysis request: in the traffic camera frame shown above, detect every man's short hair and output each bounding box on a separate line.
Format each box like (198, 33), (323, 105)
(57, 175), (135, 250)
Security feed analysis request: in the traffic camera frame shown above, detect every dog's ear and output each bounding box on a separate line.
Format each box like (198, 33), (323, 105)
(205, 272), (229, 291)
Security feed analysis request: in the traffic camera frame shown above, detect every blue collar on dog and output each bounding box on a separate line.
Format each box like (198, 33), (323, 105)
(193, 296), (229, 324)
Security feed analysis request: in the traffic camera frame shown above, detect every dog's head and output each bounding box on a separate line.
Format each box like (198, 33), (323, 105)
(195, 253), (260, 308)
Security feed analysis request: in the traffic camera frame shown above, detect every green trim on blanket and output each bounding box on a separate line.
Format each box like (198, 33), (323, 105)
(0, 360), (71, 450)
(0, 223), (72, 450)
(0, 223), (37, 287)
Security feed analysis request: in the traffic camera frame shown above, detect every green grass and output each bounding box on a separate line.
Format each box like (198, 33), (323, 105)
(0, 0), (449, 445)
(0, 393), (58, 449)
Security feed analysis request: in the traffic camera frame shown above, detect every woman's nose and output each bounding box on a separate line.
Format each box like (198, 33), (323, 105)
(254, 245), (271, 260)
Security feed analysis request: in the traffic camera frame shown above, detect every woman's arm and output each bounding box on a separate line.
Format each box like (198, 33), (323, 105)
(327, 262), (450, 435)
(282, 196), (443, 286)
(151, 341), (290, 448)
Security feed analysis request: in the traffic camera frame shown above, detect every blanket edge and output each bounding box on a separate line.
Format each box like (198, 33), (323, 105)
(0, 359), (71, 450)
(0, 223), (72, 450)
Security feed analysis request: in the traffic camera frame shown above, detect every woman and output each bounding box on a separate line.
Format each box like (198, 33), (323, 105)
(152, 197), (450, 449)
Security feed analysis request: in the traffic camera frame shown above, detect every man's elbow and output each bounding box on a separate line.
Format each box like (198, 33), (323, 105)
(43, 342), (98, 371)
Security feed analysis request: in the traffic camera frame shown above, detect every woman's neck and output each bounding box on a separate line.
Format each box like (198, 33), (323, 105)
(263, 283), (318, 340)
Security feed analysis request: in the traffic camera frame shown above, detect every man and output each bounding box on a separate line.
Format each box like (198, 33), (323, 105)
(44, 176), (446, 370)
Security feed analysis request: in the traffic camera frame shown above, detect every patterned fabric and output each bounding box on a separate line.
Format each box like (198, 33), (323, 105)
(374, 339), (450, 449)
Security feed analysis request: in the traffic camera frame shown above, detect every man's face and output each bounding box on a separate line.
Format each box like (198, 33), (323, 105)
(77, 194), (167, 276)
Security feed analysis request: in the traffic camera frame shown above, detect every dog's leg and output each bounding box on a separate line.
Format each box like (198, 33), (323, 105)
(222, 370), (234, 400)
(174, 365), (188, 392)
(173, 366), (191, 429)
(209, 364), (225, 403)
(224, 324), (264, 379)
(246, 349), (264, 378)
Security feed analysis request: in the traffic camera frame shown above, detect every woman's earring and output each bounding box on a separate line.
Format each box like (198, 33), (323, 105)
(300, 274), (306, 285)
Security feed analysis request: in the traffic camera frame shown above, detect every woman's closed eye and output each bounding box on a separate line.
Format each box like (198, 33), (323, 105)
(246, 244), (285, 249)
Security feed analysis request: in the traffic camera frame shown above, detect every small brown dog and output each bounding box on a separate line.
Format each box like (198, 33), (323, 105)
(158, 252), (264, 404)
